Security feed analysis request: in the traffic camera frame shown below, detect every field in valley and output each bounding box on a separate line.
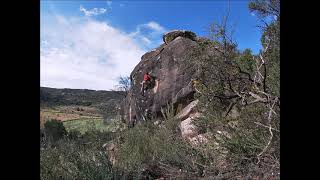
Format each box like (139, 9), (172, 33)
(40, 105), (123, 134)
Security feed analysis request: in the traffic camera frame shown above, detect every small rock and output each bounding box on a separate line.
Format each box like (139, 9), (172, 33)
(189, 134), (208, 145)
(180, 117), (198, 138)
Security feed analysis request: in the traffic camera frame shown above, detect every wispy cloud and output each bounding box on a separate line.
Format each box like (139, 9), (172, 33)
(141, 37), (151, 45)
(145, 21), (165, 32)
(130, 21), (166, 49)
(79, 5), (107, 16)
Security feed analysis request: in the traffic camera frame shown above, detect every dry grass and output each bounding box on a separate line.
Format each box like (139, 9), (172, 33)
(40, 111), (80, 121)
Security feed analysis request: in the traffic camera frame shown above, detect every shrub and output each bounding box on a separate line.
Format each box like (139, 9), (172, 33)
(114, 116), (221, 179)
(67, 129), (82, 140)
(40, 129), (122, 180)
(40, 138), (118, 180)
(44, 119), (67, 143)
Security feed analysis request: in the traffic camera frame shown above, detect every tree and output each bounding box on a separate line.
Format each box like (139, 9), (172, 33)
(115, 76), (131, 96)
(249, 0), (280, 96)
(186, 0), (280, 176)
(235, 49), (255, 74)
(248, 0), (280, 20)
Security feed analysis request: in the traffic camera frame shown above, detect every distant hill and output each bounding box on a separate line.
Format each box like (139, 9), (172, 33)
(40, 87), (126, 107)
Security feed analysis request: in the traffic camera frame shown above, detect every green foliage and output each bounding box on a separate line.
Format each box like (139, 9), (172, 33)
(116, 123), (154, 176)
(224, 109), (280, 178)
(115, 105), (205, 178)
(262, 20), (280, 96)
(114, 105), (225, 178)
(186, 1), (280, 178)
(67, 129), (82, 140)
(40, 136), (119, 180)
(115, 121), (208, 179)
(235, 48), (255, 74)
(160, 103), (180, 134)
(248, 0), (280, 96)
(40, 128), (121, 180)
(248, 0), (280, 19)
(44, 119), (67, 142)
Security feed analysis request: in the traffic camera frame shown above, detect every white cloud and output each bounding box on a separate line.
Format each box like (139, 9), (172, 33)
(79, 5), (107, 16)
(130, 21), (166, 36)
(146, 21), (165, 32)
(41, 16), (146, 90)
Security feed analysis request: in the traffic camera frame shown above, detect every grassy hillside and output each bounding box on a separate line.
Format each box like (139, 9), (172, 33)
(40, 87), (126, 133)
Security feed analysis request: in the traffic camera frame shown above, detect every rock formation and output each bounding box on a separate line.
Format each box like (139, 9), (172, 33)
(121, 31), (199, 119)
(120, 30), (204, 139)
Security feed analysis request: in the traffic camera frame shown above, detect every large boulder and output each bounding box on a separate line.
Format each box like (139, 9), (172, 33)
(121, 30), (201, 124)
(163, 30), (197, 44)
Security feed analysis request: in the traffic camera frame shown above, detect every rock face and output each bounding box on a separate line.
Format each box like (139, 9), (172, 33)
(121, 30), (202, 125)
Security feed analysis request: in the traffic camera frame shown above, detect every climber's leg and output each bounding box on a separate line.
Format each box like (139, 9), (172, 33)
(144, 81), (150, 93)
(141, 81), (145, 96)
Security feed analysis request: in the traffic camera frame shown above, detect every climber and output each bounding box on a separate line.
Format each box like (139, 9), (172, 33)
(141, 72), (152, 96)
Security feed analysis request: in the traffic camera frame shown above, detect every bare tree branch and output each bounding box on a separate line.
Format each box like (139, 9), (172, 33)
(257, 97), (278, 164)
(254, 122), (279, 132)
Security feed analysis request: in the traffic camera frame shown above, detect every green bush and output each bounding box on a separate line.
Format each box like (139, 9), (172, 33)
(67, 129), (82, 140)
(44, 119), (67, 143)
(40, 129), (122, 180)
(114, 117), (222, 179)
(40, 138), (118, 180)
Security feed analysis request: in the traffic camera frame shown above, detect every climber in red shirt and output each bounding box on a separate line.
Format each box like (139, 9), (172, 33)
(143, 72), (151, 82)
(141, 72), (151, 96)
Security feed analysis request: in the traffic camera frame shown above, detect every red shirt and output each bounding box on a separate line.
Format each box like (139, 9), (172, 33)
(143, 74), (150, 81)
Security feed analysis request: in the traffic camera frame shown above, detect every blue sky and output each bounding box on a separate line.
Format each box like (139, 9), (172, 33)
(41, 0), (264, 90)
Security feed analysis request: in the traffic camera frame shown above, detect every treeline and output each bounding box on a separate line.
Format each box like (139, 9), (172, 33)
(40, 87), (125, 107)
